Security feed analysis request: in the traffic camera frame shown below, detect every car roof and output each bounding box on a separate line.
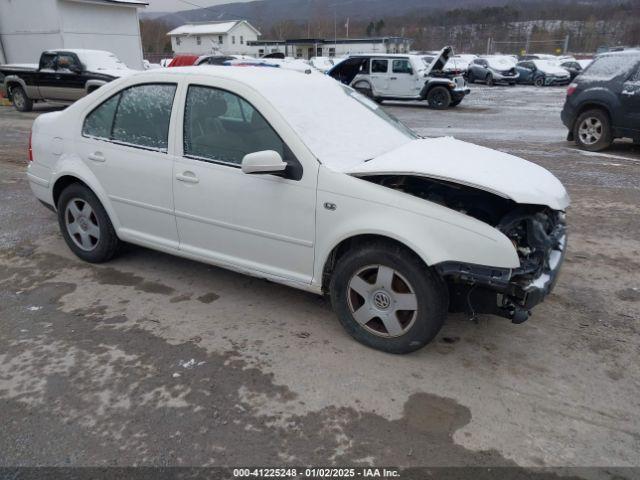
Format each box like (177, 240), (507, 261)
(131, 65), (320, 87)
(348, 53), (413, 58)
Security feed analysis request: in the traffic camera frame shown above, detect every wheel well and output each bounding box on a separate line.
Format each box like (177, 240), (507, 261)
(575, 103), (611, 126)
(5, 81), (21, 98)
(53, 176), (89, 208)
(321, 234), (426, 293)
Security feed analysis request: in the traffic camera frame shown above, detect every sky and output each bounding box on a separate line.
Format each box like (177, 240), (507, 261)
(145, 0), (252, 12)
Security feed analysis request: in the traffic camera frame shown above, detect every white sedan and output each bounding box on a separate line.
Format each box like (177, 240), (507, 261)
(27, 66), (569, 353)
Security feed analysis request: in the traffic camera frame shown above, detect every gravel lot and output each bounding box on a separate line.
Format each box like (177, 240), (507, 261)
(0, 84), (639, 475)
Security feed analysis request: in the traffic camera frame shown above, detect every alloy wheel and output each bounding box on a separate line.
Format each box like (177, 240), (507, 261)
(65, 198), (101, 251)
(578, 117), (603, 145)
(13, 90), (25, 110)
(346, 265), (418, 338)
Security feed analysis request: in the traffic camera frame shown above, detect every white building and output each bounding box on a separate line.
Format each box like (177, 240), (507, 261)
(248, 37), (413, 59)
(168, 21), (261, 56)
(0, 0), (146, 69)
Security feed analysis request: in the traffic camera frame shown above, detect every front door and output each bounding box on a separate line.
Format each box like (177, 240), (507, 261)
(619, 64), (640, 133)
(369, 58), (390, 96)
(173, 84), (317, 284)
(386, 58), (418, 97)
(76, 82), (180, 248)
(40, 52), (86, 101)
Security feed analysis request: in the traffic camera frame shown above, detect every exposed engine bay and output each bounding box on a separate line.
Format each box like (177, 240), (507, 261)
(360, 174), (567, 322)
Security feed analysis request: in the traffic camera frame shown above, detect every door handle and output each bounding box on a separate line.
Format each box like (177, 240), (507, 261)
(176, 171), (199, 184)
(390, 77), (398, 80)
(622, 90), (636, 96)
(87, 152), (105, 163)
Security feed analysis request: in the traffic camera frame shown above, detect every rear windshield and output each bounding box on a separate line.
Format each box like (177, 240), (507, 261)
(582, 54), (638, 80)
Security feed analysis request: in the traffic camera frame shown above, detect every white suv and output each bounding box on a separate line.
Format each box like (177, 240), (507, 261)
(27, 66), (569, 354)
(328, 47), (470, 109)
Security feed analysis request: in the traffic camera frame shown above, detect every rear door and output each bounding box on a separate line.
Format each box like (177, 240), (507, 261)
(76, 82), (180, 248)
(369, 58), (390, 95)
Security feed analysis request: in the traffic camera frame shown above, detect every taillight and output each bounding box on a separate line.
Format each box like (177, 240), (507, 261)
(28, 131), (33, 162)
(567, 83), (578, 96)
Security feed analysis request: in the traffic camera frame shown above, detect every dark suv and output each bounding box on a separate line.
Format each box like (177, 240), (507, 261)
(561, 50), (640, 151)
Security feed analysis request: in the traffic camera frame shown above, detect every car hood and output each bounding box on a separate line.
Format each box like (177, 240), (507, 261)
(347, 137), (570, 210)
(422, 46), (453, 75)
(537, 65), (569, 76)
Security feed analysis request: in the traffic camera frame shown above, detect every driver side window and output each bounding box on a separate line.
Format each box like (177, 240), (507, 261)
(183, 85), (286, 167)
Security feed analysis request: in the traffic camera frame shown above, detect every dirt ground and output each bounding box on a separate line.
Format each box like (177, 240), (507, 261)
(0, 85), (639, 476)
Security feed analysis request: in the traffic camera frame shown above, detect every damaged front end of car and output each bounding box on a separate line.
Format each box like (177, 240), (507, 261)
(360, 174), (567, 323)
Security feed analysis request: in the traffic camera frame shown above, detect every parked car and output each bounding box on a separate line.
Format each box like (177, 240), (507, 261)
(27, 67), (568, 354)
(520, 54), (562, 63)
(516, 60), (571, 86)
(328, 47), (470, 109)
(559, 60), (584, 80)
(0, 49), (134, 112)
(309, 56), (340, 73)
(225, 57), (313, 73)
(195, 55), (254, 66)
(467, 56), (519, 86)
(167, 55), (200, 67)
(441, 55), (476, 78)
(562, 50), (640, 151)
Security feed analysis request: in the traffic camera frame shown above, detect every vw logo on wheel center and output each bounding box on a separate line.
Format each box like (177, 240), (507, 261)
(373, 291), (392, 310)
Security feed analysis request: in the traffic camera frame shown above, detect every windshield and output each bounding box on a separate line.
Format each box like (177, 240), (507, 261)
(76, 51), (128, 71)
(246, 70), (417, 170)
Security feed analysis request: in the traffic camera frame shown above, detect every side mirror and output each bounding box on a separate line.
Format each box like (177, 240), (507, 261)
(69, 64), (82, 74)
(241, 150), (287, 176)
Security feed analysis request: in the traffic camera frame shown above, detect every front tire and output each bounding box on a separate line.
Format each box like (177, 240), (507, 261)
(330, 242), (448, 354)
(426, 86), (452, 109)
(574, 109), (612, 152)
(57, 183), (121, 263)
(11, 85), (33, 112)
(534, 76), (545, 87)
(485, 73), (494, 86)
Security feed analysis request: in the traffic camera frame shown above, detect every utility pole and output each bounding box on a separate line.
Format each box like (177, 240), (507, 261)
(486, 37), (492, 55)
(563, 34), (570, 54)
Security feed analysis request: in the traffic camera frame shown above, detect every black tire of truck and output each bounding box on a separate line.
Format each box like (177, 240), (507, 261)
(11, 85), (33, 112)
(426, 86), (452, 109)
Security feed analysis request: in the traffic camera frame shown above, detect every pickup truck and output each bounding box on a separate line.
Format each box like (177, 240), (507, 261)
(0, 49), (134, 112)
(327, 46), (470, 109)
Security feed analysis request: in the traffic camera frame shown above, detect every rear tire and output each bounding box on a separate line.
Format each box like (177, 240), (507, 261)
(467, 70), (475, 84)
(426, 86), (452, 109)
(11, 85), (33, 112)
(57, 183), (121, 263)
(573, 109), (612, 152)
(330, 241), (448, 354)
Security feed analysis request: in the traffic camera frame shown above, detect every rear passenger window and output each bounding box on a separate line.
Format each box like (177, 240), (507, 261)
(392, 59), (412, 74)
(371, 60), (388, 73)
(184, 85), (285, 166)
(112, 84), (176, 151)
(82, 83), (176, 151)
